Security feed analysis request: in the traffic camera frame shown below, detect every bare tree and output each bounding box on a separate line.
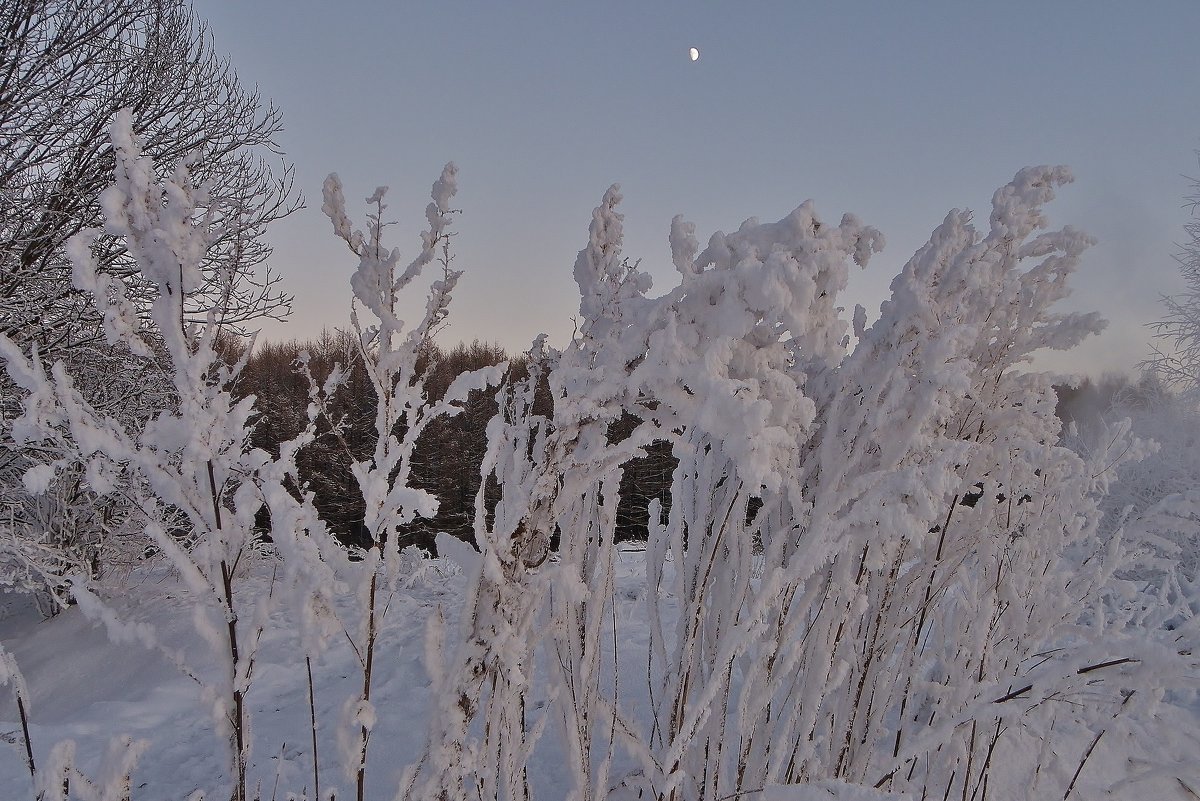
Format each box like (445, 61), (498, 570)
(0, 0), (298, 357)
(1148, 157), (1200, 388)
(1, 0), (298, 612)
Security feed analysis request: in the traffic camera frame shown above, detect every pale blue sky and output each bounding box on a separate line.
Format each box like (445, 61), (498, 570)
(194, 0), (1200, 376)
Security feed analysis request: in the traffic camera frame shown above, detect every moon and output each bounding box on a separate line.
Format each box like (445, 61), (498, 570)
(689, 47), (699, 62)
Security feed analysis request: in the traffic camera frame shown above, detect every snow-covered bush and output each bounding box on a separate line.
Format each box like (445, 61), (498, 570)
(0, 455), (109, 614)
(402, 335), (558, 801)
(1148, 156), (1200, 388)
(412, 169), (1198, 800)
(1058, 369), (1200, 584)
(0, 110), (326, 801)
(316, 168), (507, 801)
(0, 340), (175, 615)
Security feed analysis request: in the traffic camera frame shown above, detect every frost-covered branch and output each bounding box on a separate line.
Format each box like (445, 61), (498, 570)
(320, 166), (506, 801)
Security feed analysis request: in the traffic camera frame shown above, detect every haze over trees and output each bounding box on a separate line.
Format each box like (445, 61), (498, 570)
(1, 3), (1199, 801)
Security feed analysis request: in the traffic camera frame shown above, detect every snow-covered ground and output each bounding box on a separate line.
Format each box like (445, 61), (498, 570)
(0, 544), (660, 800)
(1, 555), (446, 799)
(2, 526), (1199, 800)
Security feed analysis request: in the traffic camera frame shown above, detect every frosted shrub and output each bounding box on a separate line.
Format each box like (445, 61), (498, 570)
(1109, 376), (1200, 522)
(318, 167), (507, 801)
(637, 170), (1193, 799)
(404, 186), (687, 801)
(402, 338), (555, 801)
(2, 303), (179, 616)
(415, 169), (1198, 800)
(0, 111), (327, 801)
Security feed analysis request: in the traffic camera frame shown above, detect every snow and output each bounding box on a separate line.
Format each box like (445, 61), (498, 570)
(2, 538), (1192, 800)
(760, 782), (909, 800)
(0, 548), (652, 800)
(20, 464), (55, 495)
(434, 532), (481, 576)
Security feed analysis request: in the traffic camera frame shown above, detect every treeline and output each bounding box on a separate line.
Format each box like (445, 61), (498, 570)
(235, 331), (673, 552)
(241, 333), (1183, 555)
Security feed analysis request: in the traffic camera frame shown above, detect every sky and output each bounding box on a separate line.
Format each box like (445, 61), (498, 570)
(192, 0), (1200, 377)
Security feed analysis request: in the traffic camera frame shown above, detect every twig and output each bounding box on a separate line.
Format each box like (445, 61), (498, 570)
(16, 691), (36, 794)
(307, 656), (320, 801)
(992, 658), (1136, 704)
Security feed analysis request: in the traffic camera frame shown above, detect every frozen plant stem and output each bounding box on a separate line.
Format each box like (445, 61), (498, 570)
(222, 555), (246, 801)
(16, 690), (35, 793)
(210, 456), (247, 801)
(357, 566), (377, 801)
(307, 656), (320, 801)
(321, 164), (506, 800)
